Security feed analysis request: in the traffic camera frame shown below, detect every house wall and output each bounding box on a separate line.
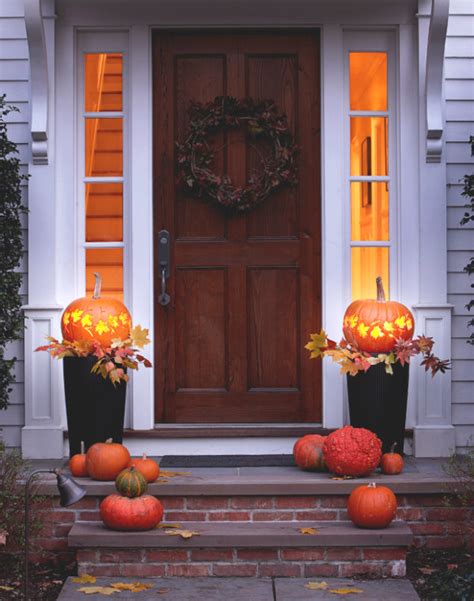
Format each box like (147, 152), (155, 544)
(445, 0), (474, 453)
(0, 0), (28, 449)
(0, 0), (472, 453)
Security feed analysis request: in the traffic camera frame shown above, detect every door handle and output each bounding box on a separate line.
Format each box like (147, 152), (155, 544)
(158, 230), (171, 306)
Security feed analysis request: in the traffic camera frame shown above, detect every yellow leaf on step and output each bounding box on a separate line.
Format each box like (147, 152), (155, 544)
(77, 586), (120, 595)
(110, 582), (154, 592)
(0, 586), (15, 592)
(165, 529), (200, 539)
(305, 581), (328, 590)
(156, 523), (182, 529)
(299, 527), (319, 535)
(329, 587), (364, 595)
(72, 574), (97, 584)
(159, 470), (192, 478)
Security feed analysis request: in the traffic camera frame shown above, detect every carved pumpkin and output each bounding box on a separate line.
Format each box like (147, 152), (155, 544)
(381, 443), (404, 475)
(323, 426), (382, 477)
(69, 441), (88, 478)
(61, 272), (132, 347)
(129, 453), (160, 483)
(347, 482), (397, 529)
(343, 277), (414, 353)
(100, 494), (163, 531)
(293, 435), (327, 471)
(86, 439), (131, 481)
(115, 466), (148, 498)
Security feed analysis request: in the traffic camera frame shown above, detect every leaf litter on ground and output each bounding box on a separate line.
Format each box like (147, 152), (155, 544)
(72, 574), (97, 584)
(299, 527), (319, 535)
(164, 529), (200, 539)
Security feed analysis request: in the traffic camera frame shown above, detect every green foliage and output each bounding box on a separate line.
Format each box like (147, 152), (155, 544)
(0, 440), (43, 561)
(0, 94), (27, 410)
(443, 449), (474, 508)
(460, 137), (474, 345)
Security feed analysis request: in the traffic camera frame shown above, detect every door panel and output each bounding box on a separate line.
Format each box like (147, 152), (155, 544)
(153, 32), (321, 423)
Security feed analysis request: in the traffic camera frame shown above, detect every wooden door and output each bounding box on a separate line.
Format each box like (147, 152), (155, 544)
(153, 32), (321, 423)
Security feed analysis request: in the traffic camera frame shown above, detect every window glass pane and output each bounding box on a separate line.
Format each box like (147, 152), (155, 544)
(350, 117), (388, 176)
(352, 247), (389, 300)
(85, 53), (123, 112)
(86, 248), (123, 300)
(85, 118), (123, 177)
(350, 52), (387, 111)
(86, 183), (123, 242)
(351, 182), (389, 241)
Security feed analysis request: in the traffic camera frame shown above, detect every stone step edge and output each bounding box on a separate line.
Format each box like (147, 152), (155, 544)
(69, 520), (413, 549)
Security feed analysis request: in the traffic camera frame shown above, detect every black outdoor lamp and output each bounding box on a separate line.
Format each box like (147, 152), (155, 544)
(24, 469), (87, 600)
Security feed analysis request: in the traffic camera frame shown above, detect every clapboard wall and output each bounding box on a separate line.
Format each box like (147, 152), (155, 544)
(0, 0), (472, 452)
(445, 0), (474, 453)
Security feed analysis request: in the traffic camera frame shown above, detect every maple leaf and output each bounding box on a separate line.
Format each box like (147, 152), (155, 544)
(393, 338), (418, 366)
(110, 582), (154, 592)
(305, 581), (328, 590)
(416, 335), (434, 354)
(159, 470), (191, 478)
(131, 325), (151, 348)
(328, 587), (364, 595)
(77, 586), (120, 595)
(305, 329), (329, 358)
(155, 522), (182, 529)
(299, 527), (319, 535)
(72, 574), (96, 584)
(165, 529), (200, 539)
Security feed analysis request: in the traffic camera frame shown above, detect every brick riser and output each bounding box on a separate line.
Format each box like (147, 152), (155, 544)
(76, 547), (407, 579)
(32, 493), (473, 567)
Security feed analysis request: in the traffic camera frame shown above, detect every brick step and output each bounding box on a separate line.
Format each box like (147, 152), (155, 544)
(70, 520), (412, 578)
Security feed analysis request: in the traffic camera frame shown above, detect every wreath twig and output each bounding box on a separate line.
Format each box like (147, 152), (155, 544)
(176, 96), (299, 212)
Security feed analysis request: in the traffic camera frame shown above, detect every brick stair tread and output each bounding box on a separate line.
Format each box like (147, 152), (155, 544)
(69, 520), (412, 548)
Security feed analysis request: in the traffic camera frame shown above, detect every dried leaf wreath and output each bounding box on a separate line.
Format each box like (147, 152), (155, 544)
(176, 96), (299, 212)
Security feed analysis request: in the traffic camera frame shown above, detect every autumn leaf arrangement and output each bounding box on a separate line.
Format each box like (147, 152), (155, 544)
(35, 325), (152, 385)
(305, 329), (450, 377)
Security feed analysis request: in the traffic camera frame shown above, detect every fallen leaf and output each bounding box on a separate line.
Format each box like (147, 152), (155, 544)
(329, 588), (364, 595)
(72, 574), (97, 584)
(157, 588), (171, 595)
(165, 529), (200, 539)
(419, 567), (436, 575)
(77, 586), (120, 595)
(159, 470), (192, 478)
(299, 527), (319, 535)
(155, 523), (182, 529)
(111, 582), (154, 592)
(305, 581), (328, 590)
(331, 476), (354, 480)
(0, 585), (15, 592)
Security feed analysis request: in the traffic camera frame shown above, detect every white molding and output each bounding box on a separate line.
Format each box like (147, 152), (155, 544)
(425, 0), (449, 163)
(24, 0), (52, 164)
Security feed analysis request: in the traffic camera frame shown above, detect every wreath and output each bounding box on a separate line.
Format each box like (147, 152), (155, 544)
(176, 96), (299, 212)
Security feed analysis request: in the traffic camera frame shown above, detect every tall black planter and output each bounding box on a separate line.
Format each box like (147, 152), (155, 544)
(347, 361), (409, 454)
(63, 356), (127, 457)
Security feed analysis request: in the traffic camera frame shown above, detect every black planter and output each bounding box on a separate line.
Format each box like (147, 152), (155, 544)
(63, 356), (127, 457)
(347, 361), (409, 454)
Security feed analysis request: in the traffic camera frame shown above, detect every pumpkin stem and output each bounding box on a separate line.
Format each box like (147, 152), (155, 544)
(376, 276), (386, 301)
(128, 465), (136, 472)
(80, 441), (85, 454)
(368, 482), (377, 488)
(93, 272), (102, 299)
(142, 453), (147, 460)
(390, 442), (397, 454)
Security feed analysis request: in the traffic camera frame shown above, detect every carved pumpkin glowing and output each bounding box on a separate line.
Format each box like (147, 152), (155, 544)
(343, 277), (414, 354)
(100, 494), (163, 531)
(293, 435), (327, 472)
(347, 482), (397, 529)
(61, 272), (132, 347)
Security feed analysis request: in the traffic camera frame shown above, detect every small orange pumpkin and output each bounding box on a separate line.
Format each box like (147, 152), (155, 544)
(381, 443), (404, 475)
(86, 439), (131, 481)
(293, 435), (327, 471)
(100, 494), (163, 531)
(348, 482), (397, 529)
(61, 272), (132, 347)
(129, 453), (160, 483)
(343, 277), (414, 354)
(69, 441), (88, 478)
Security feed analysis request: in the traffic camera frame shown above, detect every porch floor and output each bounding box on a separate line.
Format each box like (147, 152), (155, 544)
(57, 576), (420, 600)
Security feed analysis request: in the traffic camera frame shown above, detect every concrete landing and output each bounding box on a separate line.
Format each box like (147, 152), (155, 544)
(57, 577), (420, 600)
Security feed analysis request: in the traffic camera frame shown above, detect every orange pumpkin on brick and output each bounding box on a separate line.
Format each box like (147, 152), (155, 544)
(343, 276), (414, 354)
(61, 272), (132, 347)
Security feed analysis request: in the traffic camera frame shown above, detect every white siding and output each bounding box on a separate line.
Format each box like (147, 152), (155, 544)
(0, 0), (27, 449)
(445, 0), (474, 453)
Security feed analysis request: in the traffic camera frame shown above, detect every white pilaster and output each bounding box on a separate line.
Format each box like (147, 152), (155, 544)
(22, 0), (64, 458)
(413, 0), (455, 457)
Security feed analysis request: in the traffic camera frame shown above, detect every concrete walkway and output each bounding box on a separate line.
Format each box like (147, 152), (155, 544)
(57, 577), (420, 600)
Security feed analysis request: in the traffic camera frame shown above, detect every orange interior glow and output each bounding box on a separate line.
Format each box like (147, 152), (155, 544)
(350, 117), (388, 176)
(350, 52), (387, 111)
(85, 183), (123, 242)
(85, 53), (123, 112)
(86, 248), (123, 300)
(351, 182), (389, 241)
(351, 247), (389, 300)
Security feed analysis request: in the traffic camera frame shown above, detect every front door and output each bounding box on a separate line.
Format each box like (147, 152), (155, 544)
(153, 31), (321, 423)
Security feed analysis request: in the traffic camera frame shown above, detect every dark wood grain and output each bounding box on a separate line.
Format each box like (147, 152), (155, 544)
(153, 32), (321, 423)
